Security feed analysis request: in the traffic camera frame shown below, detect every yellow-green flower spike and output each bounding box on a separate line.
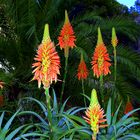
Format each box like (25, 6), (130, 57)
(80, 52), (84, 62)
(111, 27), (118, 47)
(65, 10), (70, 24)
(90, 89), (99, 108)
(42, 24), (51, 43)
(97, 27), (104, 45)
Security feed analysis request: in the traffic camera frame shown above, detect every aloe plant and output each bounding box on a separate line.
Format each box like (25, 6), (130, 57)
(98, 99), (140, 140)
(0, 109), (49, 140)
(18, 89), (92, 139)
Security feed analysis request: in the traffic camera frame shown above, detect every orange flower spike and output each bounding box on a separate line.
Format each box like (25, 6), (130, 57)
(77, 54), (89, 80)
(0, 81), (5, 89)
(124, 99), (133, 115)
(58, 10), (76, 57)
(32, 24), (60, 88)
(111, 27), (118, 48)
(83, 89), (108, 140)
(91, 27), (111, 78)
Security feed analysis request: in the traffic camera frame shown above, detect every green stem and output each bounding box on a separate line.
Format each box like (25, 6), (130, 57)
(92, 134), (97, 140)
(45, 88), (53, 139)
(60, 55), (68, 104)
(113, 47), (117, 112)
(82, 79), (86, 107)
(99, 75), (104, 106)
(114, 47), (117, 82)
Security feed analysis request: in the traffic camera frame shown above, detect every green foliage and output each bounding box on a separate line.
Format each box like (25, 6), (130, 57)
(98, 99), (140, 140)
(0, 0), (140, 107)
(0, 109), (45, 140)
(18, 89), (92, 139)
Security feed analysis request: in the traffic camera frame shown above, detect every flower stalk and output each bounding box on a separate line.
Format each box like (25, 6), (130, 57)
(60, 55), (68, 104)
(77, 53), (89, 106)
(99, 75), (104, 106)
(58, 10), (76, 103)
(111, 27), (118, 82)
(45, 88), (53, 139)
(82, 79), (86, 107)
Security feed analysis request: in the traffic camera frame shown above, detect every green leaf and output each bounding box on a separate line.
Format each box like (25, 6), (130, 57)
(112, 101), (122, 125)
(5, 125), (27, 140)
(18, 111), (48, 126)
(52, 89), (58, 114)
(3, 109), (20, 131)
(106, 98), (112, 126)
(0, 112), (5, 128)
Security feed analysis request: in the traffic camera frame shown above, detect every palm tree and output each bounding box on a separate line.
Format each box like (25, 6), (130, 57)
(0, 0), (140, 109)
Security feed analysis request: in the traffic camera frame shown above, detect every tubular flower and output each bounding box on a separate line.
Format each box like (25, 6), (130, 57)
(77, 54), (88, 80)
(32, 24), (60, 88)
(58, 10), (76, 57)
(124, 101), (133, 115)
(83, 89), (107, 140)
(91, 28), (111, 78)
(0, 81), (4, 89)
(111, 27), (118, 48)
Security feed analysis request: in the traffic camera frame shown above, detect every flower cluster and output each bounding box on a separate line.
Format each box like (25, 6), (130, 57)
(32, 24), (60, 88)
(83, 89), (108, 140)
(91, 28), (111, 78)
(58, 10), (76, 57)
(77, 54), (89, 80)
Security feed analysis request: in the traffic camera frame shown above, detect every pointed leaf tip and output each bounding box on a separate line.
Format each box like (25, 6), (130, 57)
(65, 10), (70, 23)
(97, 27), (103, 45)
(42, 24), (51, 43)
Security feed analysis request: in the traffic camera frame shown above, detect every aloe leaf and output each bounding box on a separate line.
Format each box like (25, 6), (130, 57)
(0, 112), (5, 128)
(117, 122), (140, 137)
(52, 89), (58, 114)
(18, 111), (48, 126)
(60, 97), (70, 114)
(112, 101), (122, 125)
(15, 133), (49, 140)
(64, 114), (87, 126)
(20, 97), (47, 115)
(66, 107), (78, 114)
(118, 134), (140, 140)
(3, 109), (20, 131)
(80, 93), (90, 102)
(5, 125), (26, 140)
(69, 107), (86, 115)
(106, 98), (112, 126)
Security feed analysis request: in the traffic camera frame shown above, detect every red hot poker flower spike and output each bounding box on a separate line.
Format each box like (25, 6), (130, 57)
(124, 101), (133, 115)
(111, 27), (118, 48)
(91, 27), (111, 78)
(58, 10), (76, 57)
(77, 54), (88, 80)
(83, 89), (108, 140)
(32, 24), (60, 88)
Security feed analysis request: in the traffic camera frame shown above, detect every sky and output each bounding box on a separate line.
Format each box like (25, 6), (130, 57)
(117, 0), (136, 8)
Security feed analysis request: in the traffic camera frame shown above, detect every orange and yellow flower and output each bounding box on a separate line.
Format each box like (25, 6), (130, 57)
(77, 54), (88, 80)
(83, 89), (107, 140)
(58, 10), (76, 57)
(91, 28), (111, 78)
(111, 27), (118, 48)
(84, 105), (107, 140)
(0, 81), (4, 89)
(32, 24), (60, 88)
